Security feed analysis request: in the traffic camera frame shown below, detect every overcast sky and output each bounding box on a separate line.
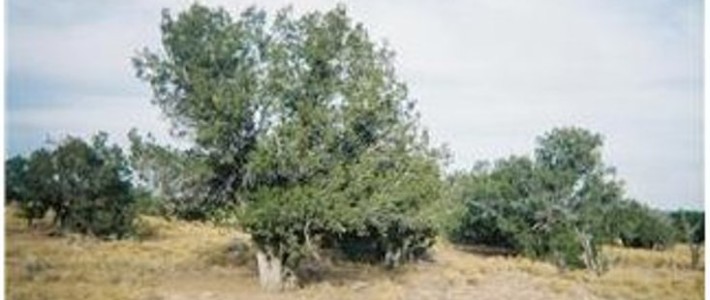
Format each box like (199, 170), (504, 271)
(7, 0), (703, 210)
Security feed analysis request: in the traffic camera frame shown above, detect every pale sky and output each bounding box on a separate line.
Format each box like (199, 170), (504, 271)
(6, 0), (704, 210)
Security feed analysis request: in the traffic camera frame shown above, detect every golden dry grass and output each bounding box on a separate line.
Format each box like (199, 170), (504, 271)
(5, 207), (705, 300)
(5, 208), (252, 300)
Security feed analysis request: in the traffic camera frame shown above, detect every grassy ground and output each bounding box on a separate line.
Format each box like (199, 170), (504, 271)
(5, 208), (704, 300)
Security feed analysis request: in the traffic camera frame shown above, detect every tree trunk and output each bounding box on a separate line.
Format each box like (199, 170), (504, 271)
(384, 246), (402, 269)
(689, 243), (701, 270)
(576, 228), (602, 275)
(256, 249), (284, 291)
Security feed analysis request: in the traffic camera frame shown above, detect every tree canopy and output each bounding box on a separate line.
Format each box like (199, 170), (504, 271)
(8, 133), (135, 238)
(450, 127), (646, 272)
(134, 4), (443, 289)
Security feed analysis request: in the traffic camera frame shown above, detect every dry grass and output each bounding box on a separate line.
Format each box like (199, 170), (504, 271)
(6, 208), (252, 300)
(5, 207), (704, 300)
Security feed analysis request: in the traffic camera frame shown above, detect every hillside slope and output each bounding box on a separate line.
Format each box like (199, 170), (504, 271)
(5, 208), (704, 300)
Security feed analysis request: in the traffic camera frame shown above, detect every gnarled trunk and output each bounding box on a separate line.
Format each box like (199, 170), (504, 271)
(256, 248), (284, 291)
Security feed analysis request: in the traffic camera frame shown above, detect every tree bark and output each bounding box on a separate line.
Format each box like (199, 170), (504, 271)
(256, 248), (284, 291)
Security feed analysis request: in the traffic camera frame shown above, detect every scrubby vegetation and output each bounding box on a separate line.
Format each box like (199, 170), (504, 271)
(5, 3), (704, 296)
(444, 127), (691, 274)
(6, 133), (135, 238)
(612, 201), (676, 249)
(669, 210), (705, 269)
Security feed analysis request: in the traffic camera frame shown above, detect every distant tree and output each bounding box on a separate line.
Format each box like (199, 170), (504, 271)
(451, 127), (627, 273)
(19, 150), (56, 226)
(128, 129), (213, 219)
(5, 155), (28, 203)
(610, 201), (675, 249)
(670, 210), (704, 244)
(670, 210), (704, 269)
(14, 134), (136, 238)
(52, 134), (135, 237)
(450, 156), (539, 250)
(532, 127), (625, 272)
(135, 4), (443, 290)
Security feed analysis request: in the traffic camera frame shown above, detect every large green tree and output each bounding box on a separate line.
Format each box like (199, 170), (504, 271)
(134, 4), (442, 289)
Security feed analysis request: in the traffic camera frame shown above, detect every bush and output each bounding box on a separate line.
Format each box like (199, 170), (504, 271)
(448, 128), (680, 273)
(613, 202), (676, 249)
(449, 156), (539, 250)
(449, 128), (627, 272)
(17, 149), (57, 226)
(669, 210), (704, 244)
(5, 155), (28, 204)
(669, 210), (704, 269)
(7, 133), (136, 238)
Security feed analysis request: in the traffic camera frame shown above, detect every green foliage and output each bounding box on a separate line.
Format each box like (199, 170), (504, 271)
(669, 210), (704, 244)
(18, 150), (56, 224)
(669, 210), (705, 244)
(135, 3), (443, 281)
(449, 127), (686, 270)
(611, 201), (676, 249)
(449, 156), (538, 249)
(450, 127), (626, 270)
(133, 5), (268, 212)
(128, 130), (214, 219)
(233, 4), (443, 269)
(546, 223), (585, 268)
(669, 210), (704, 269)
(132, 187), (164, 216)
(7, 134), (136, 238)
(5, 155), (28, 203)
